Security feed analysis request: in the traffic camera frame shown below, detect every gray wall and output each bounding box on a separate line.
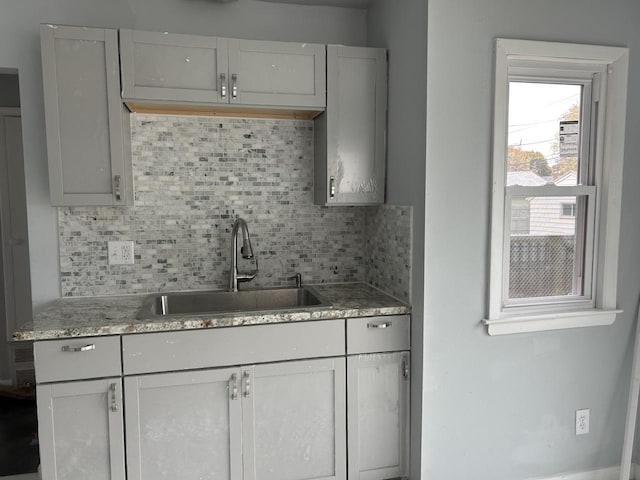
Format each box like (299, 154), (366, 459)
(424, 0), (640, 478)
(0, 0), (366, 313)
(366, 1), (427, 478)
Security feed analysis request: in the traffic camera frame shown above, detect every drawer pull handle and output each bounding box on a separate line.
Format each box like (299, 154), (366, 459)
(61, 344), (96, 353)
(109, 383), (118, 412)
(367, 321), (392, 329)
(113, 175), (121, 202)
(230, 373), (238, 400)
(243, 370), (251, 398)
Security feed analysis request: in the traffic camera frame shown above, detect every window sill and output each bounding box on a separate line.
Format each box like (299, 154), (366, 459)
(482, 309), (621, 336)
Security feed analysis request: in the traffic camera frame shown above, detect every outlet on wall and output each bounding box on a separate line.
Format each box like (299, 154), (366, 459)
(576, 408), (590, 435)
(108, 241), (135, 265)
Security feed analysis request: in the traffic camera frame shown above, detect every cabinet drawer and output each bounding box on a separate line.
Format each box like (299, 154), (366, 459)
(122, 319), (345, 375)
(34, 336), (122, 383)
(347, 315), (410, 354)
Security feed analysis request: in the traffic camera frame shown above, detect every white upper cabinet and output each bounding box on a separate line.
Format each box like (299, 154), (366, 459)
(120, 30), (228, 104)
(120, 30), (326, 108)
(314, 46), (387, 205)
(40, 25), (133, 206)
(227, 39), (325, 107)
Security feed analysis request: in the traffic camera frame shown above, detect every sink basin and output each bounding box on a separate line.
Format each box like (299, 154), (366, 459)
(137, 287), (326, 319)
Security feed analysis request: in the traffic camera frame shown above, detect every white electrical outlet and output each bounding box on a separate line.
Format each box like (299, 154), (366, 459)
(576, 408), (590, 435)
(108, 241), (135, 265)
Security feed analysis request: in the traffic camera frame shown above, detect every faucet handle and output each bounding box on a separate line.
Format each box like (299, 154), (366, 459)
(237, 272), (257, 283)
(288, 273), (302, 288)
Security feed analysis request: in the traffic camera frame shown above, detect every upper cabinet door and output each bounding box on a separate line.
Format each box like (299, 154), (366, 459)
(227, 39), (326, 108)
(321, 45), (387, 205)
(41, 25), (132, 206)
(120, 30), (229, 104)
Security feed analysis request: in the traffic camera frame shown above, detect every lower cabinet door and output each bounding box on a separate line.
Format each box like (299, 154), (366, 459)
(36, 378), (125, 480)
(347, 352), (410, 480)
(124, 368), (242, 480)
(242, 357), (347, 480)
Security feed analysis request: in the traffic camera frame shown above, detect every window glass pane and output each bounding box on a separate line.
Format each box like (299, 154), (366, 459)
(508, 82), (581, 186)
(508, 194), (587, 299)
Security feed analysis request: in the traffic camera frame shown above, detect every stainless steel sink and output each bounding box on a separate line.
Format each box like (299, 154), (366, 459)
(137, 287), (325, 319)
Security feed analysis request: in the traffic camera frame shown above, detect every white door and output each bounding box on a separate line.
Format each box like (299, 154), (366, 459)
(0, 108), (32, 383)
(242, 357), (346, 480)
(125, 367), (243, 480)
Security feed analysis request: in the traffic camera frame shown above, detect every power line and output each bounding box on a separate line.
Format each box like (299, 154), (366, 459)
(509, 138), (557, 147)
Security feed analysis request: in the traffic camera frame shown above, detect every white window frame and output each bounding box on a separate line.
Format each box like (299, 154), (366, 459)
(484, 39), (629, 336)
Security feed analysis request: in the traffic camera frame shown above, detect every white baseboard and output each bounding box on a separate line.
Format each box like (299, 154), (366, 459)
(528, 463), (640, 480)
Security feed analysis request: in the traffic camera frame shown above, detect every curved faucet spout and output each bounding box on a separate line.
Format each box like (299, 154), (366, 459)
(229, 218), (258, 292)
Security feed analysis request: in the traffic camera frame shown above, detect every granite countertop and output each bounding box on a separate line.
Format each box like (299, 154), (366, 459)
(14, 283), (410, 341)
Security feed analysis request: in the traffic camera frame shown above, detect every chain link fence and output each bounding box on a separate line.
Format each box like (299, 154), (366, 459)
(509, 235), (576, 298)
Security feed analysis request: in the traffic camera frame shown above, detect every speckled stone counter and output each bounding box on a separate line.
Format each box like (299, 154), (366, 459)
(14, 283), (410, 341)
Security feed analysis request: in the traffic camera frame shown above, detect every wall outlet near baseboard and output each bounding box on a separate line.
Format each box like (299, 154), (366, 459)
(576, 408), (590, 435)
(108, 241), (135, 265)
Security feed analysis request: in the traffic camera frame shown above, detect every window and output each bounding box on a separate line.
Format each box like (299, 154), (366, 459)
(561, 203), (576, 217)
(485, 39), (629, 335)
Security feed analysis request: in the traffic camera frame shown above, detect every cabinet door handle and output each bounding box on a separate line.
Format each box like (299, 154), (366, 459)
(220, 73), (227, 98)
(367, 321), (392, 329)
(243, 370), (251, 398)
(231, 73), (238, 99)
(61, 344), (96, 353)
(113, 175), (121, 202)
(329, 176), (336, 199)
(402, 358), (409, 380)
(230, 373), (238, 400)
(109, 383), (118, 412)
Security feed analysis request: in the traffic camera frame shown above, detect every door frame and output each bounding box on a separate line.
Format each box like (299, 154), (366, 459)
(0, 107), (32, 383)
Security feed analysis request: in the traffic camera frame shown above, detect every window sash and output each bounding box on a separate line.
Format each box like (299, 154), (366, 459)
(507, 75), (595, 186)
(501, 185), (596, 309)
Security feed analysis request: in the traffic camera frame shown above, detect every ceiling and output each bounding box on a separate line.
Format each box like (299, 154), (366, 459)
(257, 0), (371, 9)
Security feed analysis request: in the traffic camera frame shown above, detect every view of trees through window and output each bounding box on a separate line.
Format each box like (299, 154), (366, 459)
(506, 82), (584, 299)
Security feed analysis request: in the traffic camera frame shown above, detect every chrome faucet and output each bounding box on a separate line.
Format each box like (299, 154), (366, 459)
(229, 218), (257, 292)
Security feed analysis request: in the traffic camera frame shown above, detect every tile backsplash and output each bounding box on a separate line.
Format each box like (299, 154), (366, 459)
(365, 205), (412, 303)
(58, 115), (411, 302)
